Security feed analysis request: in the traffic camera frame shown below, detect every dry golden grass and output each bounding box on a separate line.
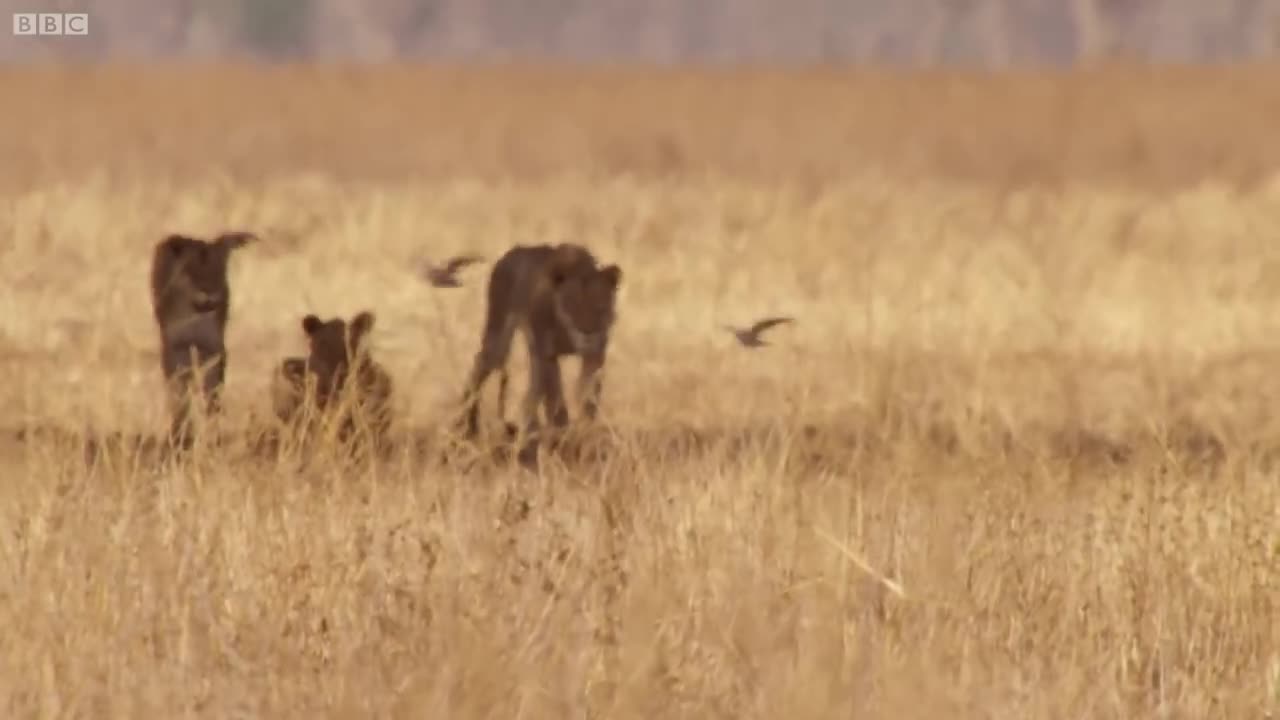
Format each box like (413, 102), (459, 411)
(0, 64), (1278, 718)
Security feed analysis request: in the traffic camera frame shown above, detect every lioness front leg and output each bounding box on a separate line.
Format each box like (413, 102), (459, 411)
(516, 352), (550, 468)
(577, 351), (606, 422)
(165, 346), (210, 451)
(167, 385), (195, 450)
(541, 356), (570, 430)
(203, 354), (227, 418)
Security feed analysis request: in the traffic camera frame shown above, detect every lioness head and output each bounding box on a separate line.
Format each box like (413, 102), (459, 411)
(151, 231), (256, 315)
(300, 311), (377, 394)
(547, 245), (623, 355)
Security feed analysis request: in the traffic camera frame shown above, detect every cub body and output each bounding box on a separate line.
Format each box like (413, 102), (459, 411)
(274, 311), (394, 449)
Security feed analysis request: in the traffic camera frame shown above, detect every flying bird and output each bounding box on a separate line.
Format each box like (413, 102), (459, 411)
(723, 317), (795, 348)
(419, 255), (484, 288)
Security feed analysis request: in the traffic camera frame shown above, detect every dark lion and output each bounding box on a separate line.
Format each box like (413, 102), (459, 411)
(458, 243), (622, 464)
(272, 311), (394, 450)
(149, 231), (256, 448)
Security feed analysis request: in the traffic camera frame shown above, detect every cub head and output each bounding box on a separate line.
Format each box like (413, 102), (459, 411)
(271, 357), (310, 422)
(151, 231), (257, 314)
(300, 311), (377, 387)
(277, 357), (308, 386)
(547, 244), (622, 355)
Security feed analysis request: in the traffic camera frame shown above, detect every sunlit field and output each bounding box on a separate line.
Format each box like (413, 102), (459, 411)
(0, 64), (1278, 718)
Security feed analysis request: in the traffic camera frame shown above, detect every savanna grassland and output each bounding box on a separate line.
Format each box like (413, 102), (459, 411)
(0, 63), (1278, 718)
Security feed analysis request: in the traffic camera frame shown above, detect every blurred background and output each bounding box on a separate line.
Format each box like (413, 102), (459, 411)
(2, 0), (1279, 65)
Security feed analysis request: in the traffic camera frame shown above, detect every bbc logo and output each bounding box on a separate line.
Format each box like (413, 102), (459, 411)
(12, 13), (89, 36)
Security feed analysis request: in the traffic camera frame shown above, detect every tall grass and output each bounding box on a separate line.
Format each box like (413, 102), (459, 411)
(0, 64), (1276, 718)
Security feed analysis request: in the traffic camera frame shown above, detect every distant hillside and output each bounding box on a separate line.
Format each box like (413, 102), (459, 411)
(3, 0), (1279, 65)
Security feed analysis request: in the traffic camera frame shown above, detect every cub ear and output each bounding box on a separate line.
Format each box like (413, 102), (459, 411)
(599, 264), (622, 290)
(302, 315), (323, 336)
(351, 311), (376, 339)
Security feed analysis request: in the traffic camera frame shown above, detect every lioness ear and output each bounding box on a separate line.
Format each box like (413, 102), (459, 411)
(548, 243), (588, 287)
(351, 311), (376, 339)
(159, 234), (189, 256)
(302, 315), (322, 336)
(600, 264), (622, 290)
(552, 243), (581, 257)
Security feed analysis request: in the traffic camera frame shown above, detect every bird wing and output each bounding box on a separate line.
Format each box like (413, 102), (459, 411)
(414, 258), (437, 278)
(445, 255), (484, 273)
(413, 255), (451, 277)
(750, 317), (794, 335)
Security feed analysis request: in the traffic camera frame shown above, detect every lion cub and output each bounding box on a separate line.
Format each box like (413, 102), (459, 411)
(149, 231), (256, 448)
(458, 243), (622, 464)
(273, 311), (394, 451)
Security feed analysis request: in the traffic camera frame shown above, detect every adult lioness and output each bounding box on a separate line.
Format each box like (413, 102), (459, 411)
(273, 311), (394, 450)
(149, 231), (256, 449)
(458, 243), (622, 462)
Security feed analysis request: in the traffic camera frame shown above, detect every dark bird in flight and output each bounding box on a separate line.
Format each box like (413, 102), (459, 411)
(723, 317), (794, 348)
(419, 255), (484, 288)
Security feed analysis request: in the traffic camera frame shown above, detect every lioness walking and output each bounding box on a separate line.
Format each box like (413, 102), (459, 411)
(149, 231), (256, 449)
(458, 242), (622, 465)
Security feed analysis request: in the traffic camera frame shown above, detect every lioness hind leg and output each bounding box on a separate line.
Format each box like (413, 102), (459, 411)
(459, 321), (515, 438)
(460, 358), (496, 438)
(496, 366), (510, 427)
(496, 368), (522, 442)
(515, 353), (548, 469)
